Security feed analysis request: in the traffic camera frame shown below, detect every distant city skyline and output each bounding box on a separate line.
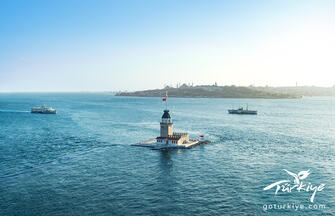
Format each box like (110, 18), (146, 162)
(1, 0), (334, 92)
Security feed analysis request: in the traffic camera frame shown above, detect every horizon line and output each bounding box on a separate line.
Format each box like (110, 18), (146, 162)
(0, 84), (334, 93)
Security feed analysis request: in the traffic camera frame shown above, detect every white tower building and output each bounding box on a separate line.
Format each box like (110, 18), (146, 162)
(160, 110), (173, 137)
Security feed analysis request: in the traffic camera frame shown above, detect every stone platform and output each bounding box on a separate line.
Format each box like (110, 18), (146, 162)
(132, 138), (210, 150)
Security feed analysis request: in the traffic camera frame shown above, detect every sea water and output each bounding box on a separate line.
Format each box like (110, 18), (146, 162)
(0, 93), (334, 215)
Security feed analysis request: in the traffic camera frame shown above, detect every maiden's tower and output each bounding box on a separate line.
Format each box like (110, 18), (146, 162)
(133, 94), (209, 149)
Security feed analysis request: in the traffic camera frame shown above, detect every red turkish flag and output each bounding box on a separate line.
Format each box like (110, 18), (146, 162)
(162, 98), (166, 101)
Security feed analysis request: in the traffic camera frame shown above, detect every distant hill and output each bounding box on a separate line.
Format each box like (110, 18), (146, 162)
(116, 85), (299, 99)
(254, 86), (335, 97)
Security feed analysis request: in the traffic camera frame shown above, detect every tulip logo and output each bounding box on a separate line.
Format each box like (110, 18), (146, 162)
(263, 169), (325, 203)
(283, 169), (311, 185)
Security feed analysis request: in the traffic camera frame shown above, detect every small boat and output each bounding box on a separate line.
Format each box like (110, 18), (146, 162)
(228, 106), (257, 115)
(31, 105), (57, 114)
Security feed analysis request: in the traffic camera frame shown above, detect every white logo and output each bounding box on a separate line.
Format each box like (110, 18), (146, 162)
(263, 169), (325, 202)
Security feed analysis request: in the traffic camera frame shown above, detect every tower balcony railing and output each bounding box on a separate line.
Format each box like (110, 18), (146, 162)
(173, 132), (188, 136)
(161, 119), (172, 123)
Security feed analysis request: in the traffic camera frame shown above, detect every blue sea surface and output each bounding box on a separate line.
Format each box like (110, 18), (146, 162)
(0, 93), (334, 215)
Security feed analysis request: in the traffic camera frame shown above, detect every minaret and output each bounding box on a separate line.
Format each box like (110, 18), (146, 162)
(160, 110), (173, 137)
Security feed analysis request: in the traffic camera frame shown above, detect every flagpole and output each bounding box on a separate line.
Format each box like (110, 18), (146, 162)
(162, 91), (168, 110)
(166, 91), (168, 110)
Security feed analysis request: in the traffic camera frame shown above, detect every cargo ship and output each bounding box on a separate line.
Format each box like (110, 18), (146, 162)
(31, 105), (57, 114)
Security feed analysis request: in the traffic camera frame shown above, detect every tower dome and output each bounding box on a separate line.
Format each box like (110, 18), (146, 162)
(162, 109), (171, 120)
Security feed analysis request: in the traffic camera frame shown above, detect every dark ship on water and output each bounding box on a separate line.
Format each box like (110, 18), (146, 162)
(228, 105), (257, 115)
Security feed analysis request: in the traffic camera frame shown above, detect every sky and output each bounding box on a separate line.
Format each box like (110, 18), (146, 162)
(0, 0), (334, 92)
